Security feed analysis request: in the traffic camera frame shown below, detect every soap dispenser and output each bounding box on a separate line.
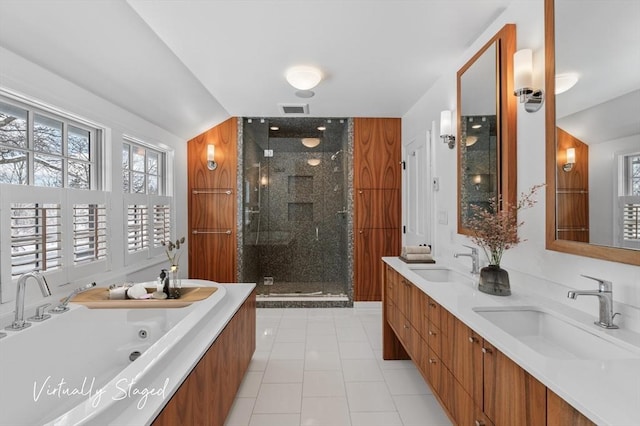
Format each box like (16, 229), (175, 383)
(160, 269), (169, 297)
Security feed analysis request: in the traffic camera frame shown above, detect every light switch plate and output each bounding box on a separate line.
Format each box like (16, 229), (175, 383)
(264, 149), (274, 157)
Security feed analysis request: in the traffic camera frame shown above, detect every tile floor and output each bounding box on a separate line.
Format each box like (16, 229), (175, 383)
(224, 305), (451, 426)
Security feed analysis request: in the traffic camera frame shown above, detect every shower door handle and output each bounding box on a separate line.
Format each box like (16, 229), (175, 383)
(315, 226), (319, 241)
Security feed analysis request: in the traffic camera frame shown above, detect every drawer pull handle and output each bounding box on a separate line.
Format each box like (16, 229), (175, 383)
(429, 302), (437, 308)
(475, 421), (485, 426)
(481, 347), (493, 354)
(428, 358), (437, 364)
(468, 336), (478, 343)
(428, 330), (436, 336)
(404, 324), (409, 329)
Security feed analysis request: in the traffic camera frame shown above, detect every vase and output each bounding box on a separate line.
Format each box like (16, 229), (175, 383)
(478, 264), (511, 296)
(168, 265), (181, 299)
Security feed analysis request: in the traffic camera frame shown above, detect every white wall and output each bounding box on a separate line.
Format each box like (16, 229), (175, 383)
(402, 1), (640, 332)
(0, 46), (189, 316)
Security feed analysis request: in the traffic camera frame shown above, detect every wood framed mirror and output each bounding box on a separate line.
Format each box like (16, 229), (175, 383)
(457, 24), (517, 236)
(545, 0), (640, 266)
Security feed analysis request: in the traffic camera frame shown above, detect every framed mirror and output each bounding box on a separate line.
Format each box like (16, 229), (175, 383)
(545, 0), (640, 265)
(458, 24), (517, 235)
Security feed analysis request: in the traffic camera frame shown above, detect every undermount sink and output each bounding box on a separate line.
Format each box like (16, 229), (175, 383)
(473, 306), (640, 360)
(409, 267), (473, 284)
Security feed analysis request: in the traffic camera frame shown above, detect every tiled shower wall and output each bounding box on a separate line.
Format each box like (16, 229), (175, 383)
(240, 119), (350, 297)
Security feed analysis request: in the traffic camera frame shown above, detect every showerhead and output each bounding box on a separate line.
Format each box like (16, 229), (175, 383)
(330, 150), (342, 161)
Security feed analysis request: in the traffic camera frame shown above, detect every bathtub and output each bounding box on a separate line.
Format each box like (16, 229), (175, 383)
(0, 280), (253, 426)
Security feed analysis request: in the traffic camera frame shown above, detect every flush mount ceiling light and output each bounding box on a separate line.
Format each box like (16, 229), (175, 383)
(555, 73), (579, 94)
(301, 138), (321, 148)
(286, 65), (323, 91)
(270, 126), (279, 131)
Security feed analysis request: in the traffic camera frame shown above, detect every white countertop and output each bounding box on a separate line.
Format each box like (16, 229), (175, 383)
(383, 257), (640, 426)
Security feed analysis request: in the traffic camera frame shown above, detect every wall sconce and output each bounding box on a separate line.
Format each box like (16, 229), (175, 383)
(440, 110), (455, 149)
(473, 174), (482, 191)
(513, 49), (544, 113)
(207, 144), (217, 171)
(563, 147), (576, 172)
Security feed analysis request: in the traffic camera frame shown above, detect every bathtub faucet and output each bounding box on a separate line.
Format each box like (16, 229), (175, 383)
(50, 282), (97, 313)
(6, 271), (51, 331)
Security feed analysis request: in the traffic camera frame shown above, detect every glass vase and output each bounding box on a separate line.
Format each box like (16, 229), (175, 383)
(169, 265), (181, 299)
(478, 264), (511, 296)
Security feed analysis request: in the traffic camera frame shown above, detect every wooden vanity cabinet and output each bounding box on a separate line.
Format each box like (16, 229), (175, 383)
(382, 262), (583, 426)
(547, 390), (595, 426)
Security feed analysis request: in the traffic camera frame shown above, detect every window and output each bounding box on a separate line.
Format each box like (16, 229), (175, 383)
(10, 203), (62, 277)
(617, 152), (640, 249)
(127, 204), (148, 253)
(153, 204), (171, 248)
(122, 140), (164, 195)
(73, 204), (107, 265)
(0, 100), (98, 189)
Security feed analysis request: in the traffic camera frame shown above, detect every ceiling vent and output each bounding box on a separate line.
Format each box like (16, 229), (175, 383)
(279, 103), (309, 115)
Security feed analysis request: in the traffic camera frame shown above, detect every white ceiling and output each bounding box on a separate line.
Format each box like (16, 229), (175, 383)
(0, 0), (513, 140)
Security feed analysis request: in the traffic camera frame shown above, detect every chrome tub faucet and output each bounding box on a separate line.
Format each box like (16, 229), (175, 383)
(454, 245), (479, 275)
(567, 275), (620, 329)
(50, 282), (96, 313)
(6, 271), (52, 331)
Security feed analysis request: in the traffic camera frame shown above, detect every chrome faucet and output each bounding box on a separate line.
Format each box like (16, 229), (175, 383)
(6, 271), (52, 331)
(567, 275), (620, 329)
(454, 245), (479, 275)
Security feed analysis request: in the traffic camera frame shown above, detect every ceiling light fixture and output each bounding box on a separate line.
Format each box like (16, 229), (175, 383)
(307, 158), (321, 166)
(286, 66), (322, 90)
(555, 73), (579, 94)
(270, 126), (279, 131)
(301, 138), (321, 148)
(317, 126), (326, 131)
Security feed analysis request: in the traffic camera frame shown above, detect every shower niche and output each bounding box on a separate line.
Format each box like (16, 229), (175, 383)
(241, 118), (351, 302)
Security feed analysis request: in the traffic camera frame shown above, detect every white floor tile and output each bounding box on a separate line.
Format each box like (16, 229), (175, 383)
(253, 383), (303, 414)
(235, 308), (450, 426)
(336, 325), (368, 342)
(248, 351), (270, 372)
(306, 321), (337, 336)
(345, 381), (396, 412)
(350, 411), (403, 426)
(303, 370), (346, 397)
(249, 413), (300, 426)
(338, 340), (375, 359)
(263, 359), (304, 383)
(393, 394), (452, 426)
(301, 397), (351, 426)
(341, 359), (384, 382)
(224, 397), (255, 426)
(270, 341), (306, 360)
(237, 371), (264, 397)
(304, 350), (342, 371)
(276, 327), (307, 342)
(383, 367), (433, 395)
(306, 334), (339, 352)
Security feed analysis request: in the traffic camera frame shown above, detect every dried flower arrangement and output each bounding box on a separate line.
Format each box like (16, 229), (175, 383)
(161, 236), (186, 269)
(466, 184), (544, 266)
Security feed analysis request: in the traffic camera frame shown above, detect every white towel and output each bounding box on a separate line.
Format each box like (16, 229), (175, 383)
(401, 245), (431, 257)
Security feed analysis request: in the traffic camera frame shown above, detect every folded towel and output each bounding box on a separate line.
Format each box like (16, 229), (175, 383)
(402, 253), (433, 261)
(401, 245), (431, 257)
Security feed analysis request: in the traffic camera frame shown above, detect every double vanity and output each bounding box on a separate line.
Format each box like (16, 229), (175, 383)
(382, 257), (640, 426)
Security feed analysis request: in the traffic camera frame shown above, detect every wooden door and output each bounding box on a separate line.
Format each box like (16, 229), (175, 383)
(451, 318), (484, 407)
(355, 189), (400, 228)
(547, 389), (595, 426)
(355, 228), (400, 301)
(354, 118), (401, 189)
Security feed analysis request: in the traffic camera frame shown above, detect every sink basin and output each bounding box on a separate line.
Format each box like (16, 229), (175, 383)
(409, 267), (473, 285)
(473, 306), (640, 360)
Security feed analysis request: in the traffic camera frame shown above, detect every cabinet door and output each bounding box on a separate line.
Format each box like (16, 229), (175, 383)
(483, 342), (546, 426)
(547, 389), (595, 426)
(355, 228), (400, 301)
(355, 189), (400, 228)
(451, 318), (484, 407)
(353, 118), (401, 189)
(450, 378), (491, 426)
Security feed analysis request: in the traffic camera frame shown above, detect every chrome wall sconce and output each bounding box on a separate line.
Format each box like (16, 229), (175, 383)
(440, 110), (456, 149)
(207, 144), (217, 171)
(513, 49), (544, 112)
(563, 147), (575, 172)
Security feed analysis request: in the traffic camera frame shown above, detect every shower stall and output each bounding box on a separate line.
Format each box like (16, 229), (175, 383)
(240, 118), (351, 302)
